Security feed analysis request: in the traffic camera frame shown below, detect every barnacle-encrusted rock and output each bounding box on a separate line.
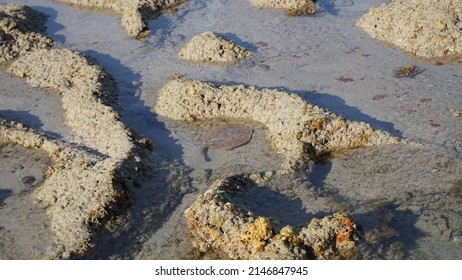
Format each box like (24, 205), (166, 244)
(0, 117), (128, 258)
(155, 78), (401, 171)
(59, 0), (186, 38)
(178, 31), (252, 65)
(184, 174), (361, 259)
(356, 0), (462, 58)
(0, 4), (53, 62)
(299, 213), (359, 259)
(249, 0), (317, 16)
(5, 47), (151, 258)
(9, 48), (133, 158)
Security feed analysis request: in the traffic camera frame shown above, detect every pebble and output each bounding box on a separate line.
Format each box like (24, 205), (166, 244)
(21, 176), (36, 185)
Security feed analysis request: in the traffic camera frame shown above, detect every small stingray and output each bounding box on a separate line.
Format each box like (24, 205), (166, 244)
(200, 124), (253, 161)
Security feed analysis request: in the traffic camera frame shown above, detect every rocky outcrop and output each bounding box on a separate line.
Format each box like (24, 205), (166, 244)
(357, 0), (462, 58)
(7, 48), (154, 257)
(249, 0), (317, 16)
(9, 48), (134, 158)
(3, 26), (152, 257)
(185, 174), (361, 259)
(178, 31), (252, 66)
(155, 78), (401, 171)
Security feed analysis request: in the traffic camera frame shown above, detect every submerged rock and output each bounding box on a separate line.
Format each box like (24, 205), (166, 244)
(249, 0), (317, 16)
(20, 175), (36, 185)
(178, 31), (252, 65)
(185, 174), (361, 259)
(59, 0), (186, 38)
(155, 78), (401, 172)
(0, 4), (53, 62)
(357, 0), (462, 58)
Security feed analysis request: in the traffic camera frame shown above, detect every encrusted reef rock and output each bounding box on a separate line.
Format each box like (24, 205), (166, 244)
(249, 0), (317, 16)
(185, 175), (361, 260)
(9, 48), (134, 158)
(155, 78), (401, 171)
(178, 31), (252, 65)
(59, 0), (186, 38)
(0, 117), (130, 258)
(357, 0), (462, 58)
(0, 4), (53, 62)
(4, 46), (152, 258)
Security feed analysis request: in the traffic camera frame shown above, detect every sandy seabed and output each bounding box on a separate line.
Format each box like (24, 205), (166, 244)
(1, 0), (462, 259)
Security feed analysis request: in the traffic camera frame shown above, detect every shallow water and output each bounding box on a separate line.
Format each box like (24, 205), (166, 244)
(0, 73), (71, 139)
(0, 0), (461, 259)
(0, 144), (54, 259)
(165, 117), (285, 175)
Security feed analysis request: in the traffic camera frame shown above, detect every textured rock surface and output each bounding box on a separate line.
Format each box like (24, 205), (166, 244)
(249, 0), (316, 15)
(178, 31), (252, 65)
(59, 0), (186, 38)
(0, 117), (126, 258)
(356, 0), (462, 58)
(4, 47), (151, 258)
(184, 174), (361, 259)
(155, 78), (401, 171)
(0, 4), (53, 62)
(9, 48), (133, 158)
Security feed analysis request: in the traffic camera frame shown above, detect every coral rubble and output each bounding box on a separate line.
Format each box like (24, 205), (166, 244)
(185, 174), (361, 259)
(178, 31), (252, 65)
(357, 0), (462, 58)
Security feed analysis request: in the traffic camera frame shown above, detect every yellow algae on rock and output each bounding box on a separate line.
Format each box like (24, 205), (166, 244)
(436, 20), (448, 32)
(357, 0), (462, 58)
(276, 225), (301, 245)
(155, 78), (401, 172)
(237, 217), (273, 252)
(178, 31), (252, 66)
